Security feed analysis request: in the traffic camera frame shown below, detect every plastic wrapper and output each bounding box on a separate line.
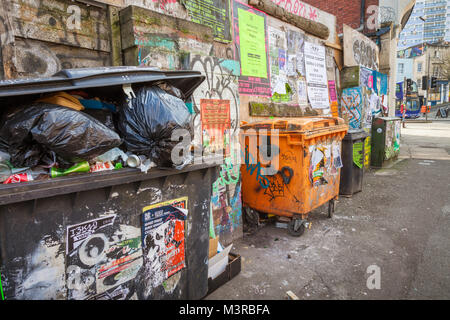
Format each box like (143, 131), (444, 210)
(117, 86), (192, 168)
(89, 161), (115, 173)
(94, 147), (128, 163)
(0, 150), (11, 163)
(0, 103), (122, 168)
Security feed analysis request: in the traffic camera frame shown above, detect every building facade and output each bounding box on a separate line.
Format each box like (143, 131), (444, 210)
(397, 41), (450, 104)
(399, 0), (450, 50)
(396, 58), (415, 82)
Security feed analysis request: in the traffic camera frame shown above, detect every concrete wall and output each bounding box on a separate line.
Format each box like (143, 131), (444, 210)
(0, 0), (114, 79)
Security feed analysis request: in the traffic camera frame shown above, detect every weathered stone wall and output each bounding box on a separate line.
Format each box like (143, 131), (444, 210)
(0, 0), (113, 79)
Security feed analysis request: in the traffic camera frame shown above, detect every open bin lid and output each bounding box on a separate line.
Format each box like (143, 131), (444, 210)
(0, 66), (205, 100)
(240, 117), (347, 133)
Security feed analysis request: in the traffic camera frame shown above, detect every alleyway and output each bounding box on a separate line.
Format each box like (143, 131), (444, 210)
(205, 121), (450, 300)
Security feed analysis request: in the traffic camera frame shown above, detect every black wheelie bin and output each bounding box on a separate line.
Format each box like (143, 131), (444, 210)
(339, 129), (369, 197)
(0, 67), (219, 300)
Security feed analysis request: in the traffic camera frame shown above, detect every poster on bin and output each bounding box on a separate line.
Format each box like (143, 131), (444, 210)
(142, 197), (188, 281)
(304, 42), (330, 109)
(66, 215), (116, 254)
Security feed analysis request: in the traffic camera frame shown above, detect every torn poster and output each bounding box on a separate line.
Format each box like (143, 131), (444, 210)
(66, 215), (116, 255)
(142, 197), (188, 292)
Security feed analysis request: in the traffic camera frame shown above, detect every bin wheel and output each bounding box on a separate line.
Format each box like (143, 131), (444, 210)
(287, 219), (305, 237)
(244, 207), (260, 227)
(328, 199), (335, 219)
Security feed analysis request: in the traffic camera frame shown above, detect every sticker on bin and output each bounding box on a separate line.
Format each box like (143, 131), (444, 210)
(309, 141), (342, 187)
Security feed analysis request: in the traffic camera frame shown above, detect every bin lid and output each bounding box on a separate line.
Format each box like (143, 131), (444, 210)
(343, 129), (370, 141)
(0, 66), (205, 99)
(240, 117), (347, 133)
(374, 116), (401, 121)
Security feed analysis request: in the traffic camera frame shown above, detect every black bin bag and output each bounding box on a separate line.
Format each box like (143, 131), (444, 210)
(117, 86), (192, 168)
(0, 103), (122, 168)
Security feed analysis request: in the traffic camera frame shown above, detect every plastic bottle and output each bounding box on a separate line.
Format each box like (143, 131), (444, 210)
(0, 163), (12, 182)
(50, 161), (90, 178)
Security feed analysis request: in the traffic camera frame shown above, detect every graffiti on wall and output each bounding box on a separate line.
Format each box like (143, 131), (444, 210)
(189, 54), (240, 153)
(134, 27), (212, 70)
(210, 156), (242, 246)
(125, 0), (187, 18)
(181, 0), (232, 43)
(211, 177), (242, 240)
(352, 38), (378, 71)
(343, 24), (379, 71)
(212, 157), (240, 194)
(341, 87), (363, 129)
(271, 0), (319, 21)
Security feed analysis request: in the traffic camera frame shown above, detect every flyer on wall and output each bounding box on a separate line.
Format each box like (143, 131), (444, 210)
(304, 42), (330, 110)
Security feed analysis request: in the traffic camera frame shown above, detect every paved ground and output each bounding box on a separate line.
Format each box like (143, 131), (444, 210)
(205, 121), (450, 300)
(400, 121), (450, 160)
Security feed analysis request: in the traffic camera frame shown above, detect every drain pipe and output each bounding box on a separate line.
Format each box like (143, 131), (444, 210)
(358, 0), (366, 32)
(338, 0), (366, 37)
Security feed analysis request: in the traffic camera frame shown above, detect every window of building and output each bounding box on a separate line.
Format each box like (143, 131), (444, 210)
(398, 63), (404, 74)
(418, 62), (423, 72)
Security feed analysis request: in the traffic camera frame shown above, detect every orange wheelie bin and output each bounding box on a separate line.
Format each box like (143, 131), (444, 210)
(240, 117), (348, 236)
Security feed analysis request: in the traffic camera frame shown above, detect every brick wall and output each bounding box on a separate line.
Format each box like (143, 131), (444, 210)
(301, 0), (379, 34)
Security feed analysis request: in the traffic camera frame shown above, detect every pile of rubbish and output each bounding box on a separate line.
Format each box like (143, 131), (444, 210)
(0, 83), (193, 185)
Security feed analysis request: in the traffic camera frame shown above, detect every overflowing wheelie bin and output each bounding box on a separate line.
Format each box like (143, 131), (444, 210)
(0, 67), (220, 300)
(240, 117), (348, 237)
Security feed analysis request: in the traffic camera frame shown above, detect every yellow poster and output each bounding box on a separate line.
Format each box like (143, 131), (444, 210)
(237, 8), (267, 78)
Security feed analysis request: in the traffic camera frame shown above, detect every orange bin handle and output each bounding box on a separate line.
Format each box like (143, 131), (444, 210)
(286, 134), (303, 145)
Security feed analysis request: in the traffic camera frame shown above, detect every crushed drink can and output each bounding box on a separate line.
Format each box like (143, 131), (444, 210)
(3, 172), (34, 184)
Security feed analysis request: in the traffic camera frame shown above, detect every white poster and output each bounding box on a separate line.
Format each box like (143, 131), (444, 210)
(304, 42), (330, 109)
(297, 79), (308, 105)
